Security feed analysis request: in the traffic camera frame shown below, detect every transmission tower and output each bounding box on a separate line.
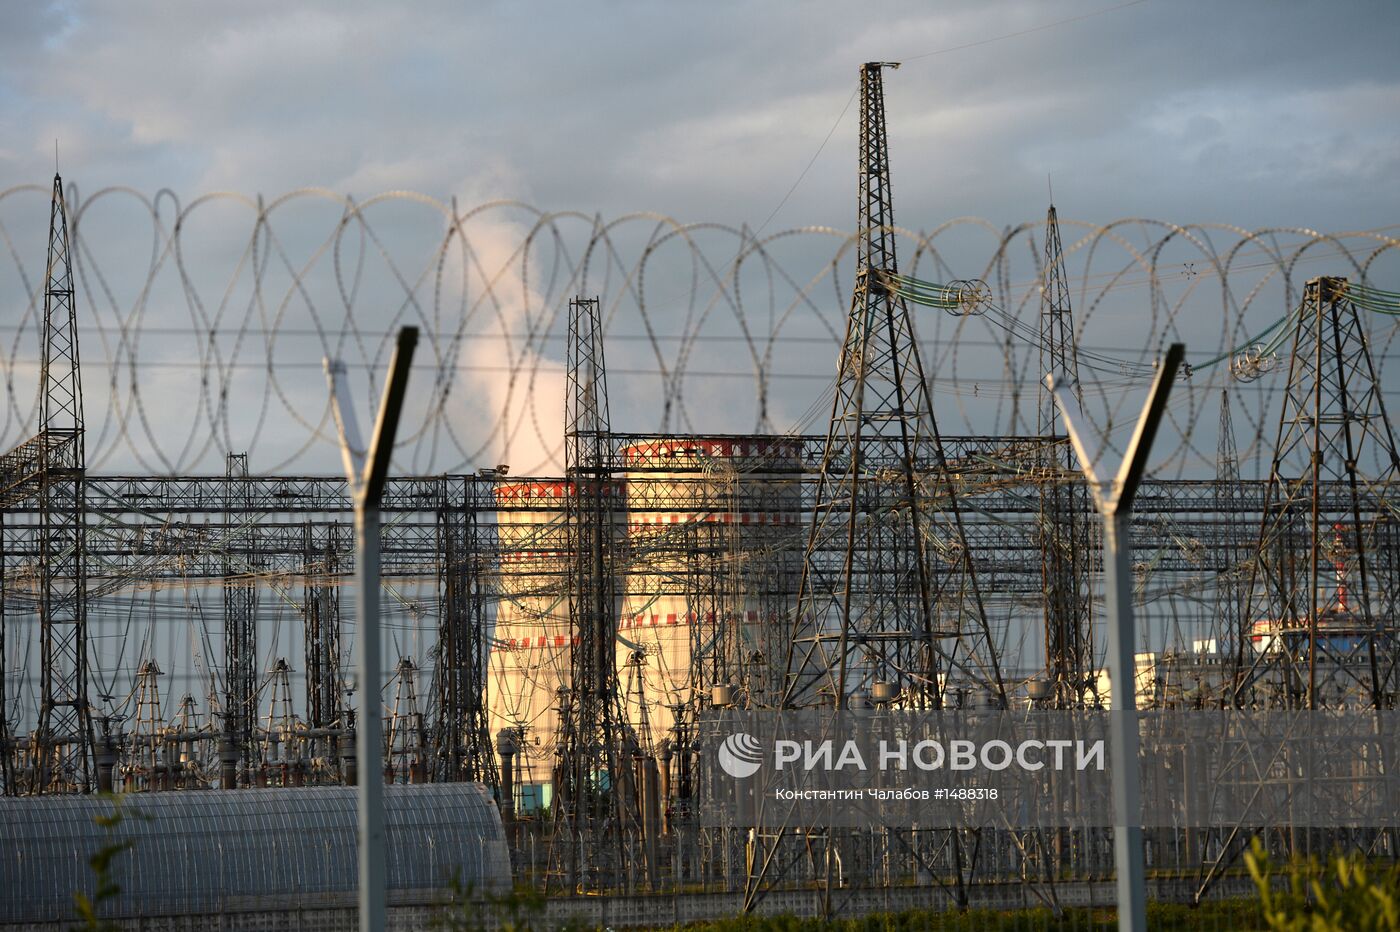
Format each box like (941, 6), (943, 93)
(223, 452), (258, 773)
(34, 173), (94, 793)
(302, 524), (343, 770)
(0, 508), (9, 795)
(1238, 277), (1400, 709)
(552, 295), (627, 890)
(784, 62), (1002, 711)
(133, 659), (164, 789)
(262, 658), (295, 775)
(1036, 203), (1094, 706)
(685, 505), (731, 709)
(435, 477), (498, 789)
(387, 657), (425, 783)
(1214, 390), (1248, 667)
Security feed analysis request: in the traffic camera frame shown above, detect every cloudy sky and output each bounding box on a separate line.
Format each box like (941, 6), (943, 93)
(3, 0), (1399, 232)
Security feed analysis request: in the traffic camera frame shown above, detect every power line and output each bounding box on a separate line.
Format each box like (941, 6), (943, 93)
(902, 0), (1152, 63)
(751, 88), (859, 238)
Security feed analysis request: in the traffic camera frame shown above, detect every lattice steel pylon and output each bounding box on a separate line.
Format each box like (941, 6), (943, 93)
(551, 295), (627, 891)
(34, 173), (94, 793)
(783, 63), (1002, 711)
(1236, 277), (1400, 709)
(1037, 203), (1095, 707)
(302, 525), (342, 769)
(0, 509), (9, 796)
(685, 510), (731, 708)
(262, 658), (295, 770)
(222, 452), (258, 771)
(133, 659), (164, 787)
(387, 657), (425, 783)
(434, 476), (498, 789)
(1214, 389), (1248, 667)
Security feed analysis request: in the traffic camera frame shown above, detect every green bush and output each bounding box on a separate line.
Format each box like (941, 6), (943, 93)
(1246, 837), (1400, 931)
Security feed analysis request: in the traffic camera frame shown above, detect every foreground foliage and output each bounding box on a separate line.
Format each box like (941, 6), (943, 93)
(420, 838), (1400, 931)
(71, 794), (139, 932)
(1247, 838), (1400, 931)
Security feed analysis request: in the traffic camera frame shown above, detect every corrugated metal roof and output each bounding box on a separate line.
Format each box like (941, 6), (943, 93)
(0, 783), (508, 923)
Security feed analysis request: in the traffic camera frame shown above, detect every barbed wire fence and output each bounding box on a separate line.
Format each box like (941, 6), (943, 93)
(2, 184), (1397, 476)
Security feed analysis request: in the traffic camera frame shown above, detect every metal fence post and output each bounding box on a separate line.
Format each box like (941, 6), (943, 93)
(326, 327), (418, 932)
(1050, 342), (1185, 932)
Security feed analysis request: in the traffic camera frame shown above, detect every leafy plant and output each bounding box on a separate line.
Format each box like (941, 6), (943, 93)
(433, 872), (550, 932)
(71, 794), (139, 932)
(1247, 836), (1400, 931)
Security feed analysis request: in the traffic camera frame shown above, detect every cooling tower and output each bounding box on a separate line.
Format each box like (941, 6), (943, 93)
(618, 436), (802, 748)
(484, 439), (801, 809)
(487, 481), (575, 805)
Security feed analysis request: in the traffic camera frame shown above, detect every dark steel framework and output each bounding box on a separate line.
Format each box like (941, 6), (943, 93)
(1236, 277), (1400, 710)
(551, 295), (627, 891)
(302, 523), (343, 769)
(785, 62), (1002, 713)
(0, 507), (7, 795)
(1215, 390), (1249, 664)
(223, 452), (258, 773)
(434, 476), (497, 786)
(33, 174), (93, 794)
(1037, 204), (1096, 707)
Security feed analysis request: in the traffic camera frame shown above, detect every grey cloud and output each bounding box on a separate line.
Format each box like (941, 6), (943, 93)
(4, 0), (1397, 234)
